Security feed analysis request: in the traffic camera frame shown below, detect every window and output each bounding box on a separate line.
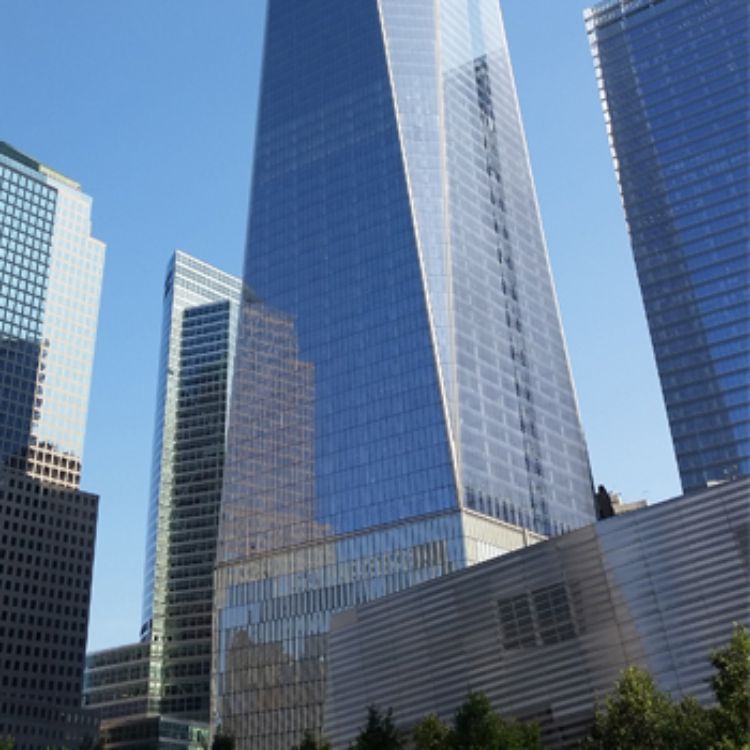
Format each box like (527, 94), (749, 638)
(498, 581), (581, 650)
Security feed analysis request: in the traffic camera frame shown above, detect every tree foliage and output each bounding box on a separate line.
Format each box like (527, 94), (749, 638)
(0, 737), (13, 750)
(580, 667), (695, 750)
(349, 706), (404, 750)
(344, 628), (748, 750)
(412, 692), (542, 750)
(452, 691), (504, 749)
(580, 624), (750, 750)
(413, 714), (451, 750)
(710, 623), (750, 748)
(293, 730), (332, 750)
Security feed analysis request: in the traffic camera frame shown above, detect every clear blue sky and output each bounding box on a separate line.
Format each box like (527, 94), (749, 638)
(1, 0), (681, 652)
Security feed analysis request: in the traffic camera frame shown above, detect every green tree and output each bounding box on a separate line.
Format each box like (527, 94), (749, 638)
(709, 623), (750, 749)
(580, 625), (750, 750)
(673, 695), (717, 750)
(0, 737), (13, 750)
(451, 692), (504, 749)
(413, 714), (450, 750)
(581, 667), (678, 750)
(293, 730), (332, 750)
(411, 693), (542, 750)
(449, 692), (542, 750)
(349, 706), (404, 750)
(493, 720), (544, 750)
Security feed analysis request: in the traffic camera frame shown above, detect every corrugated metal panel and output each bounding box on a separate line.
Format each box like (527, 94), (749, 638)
(325, 478), (750, 748)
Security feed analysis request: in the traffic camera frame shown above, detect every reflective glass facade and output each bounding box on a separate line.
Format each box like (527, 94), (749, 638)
(99, 715), (208, 750)
(215, 1), (595, 745)
(0, 143), (105, 749)
(84, 642), (156, 720)
(586, 0), (750, 490)
(141, 251), (242, 720)
(0, 142), (105, 487)
(215, 511), (543, 747)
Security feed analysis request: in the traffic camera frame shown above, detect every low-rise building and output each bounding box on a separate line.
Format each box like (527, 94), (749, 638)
(324, 478), (749, 748)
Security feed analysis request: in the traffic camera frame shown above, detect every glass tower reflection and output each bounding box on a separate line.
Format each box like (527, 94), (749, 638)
(141, 251), (242, 720)
(586, 0), (750, 490)
(215, 1), (595, 745)
(0, 141), (105, 486)
(0, 142), (105, 748)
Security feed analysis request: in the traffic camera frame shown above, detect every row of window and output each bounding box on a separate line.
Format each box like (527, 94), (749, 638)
(0, 625), (84, 648)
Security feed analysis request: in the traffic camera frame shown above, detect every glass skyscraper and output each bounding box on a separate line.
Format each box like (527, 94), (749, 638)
(0, 142), (105, 748)
(84, 253), (241, 742)
(140, 251), (242, 720)
(0, 142), (105, 485)
(214, 1), (595, 745)
(586, 0), (749, 491)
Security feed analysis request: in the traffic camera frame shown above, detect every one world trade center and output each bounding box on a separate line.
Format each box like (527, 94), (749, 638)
(214, 1), (596, 745)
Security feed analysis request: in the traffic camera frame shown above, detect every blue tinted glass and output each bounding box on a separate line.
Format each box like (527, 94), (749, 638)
(216, 1), (596, 745)
(0, 162), (54, 463)
(588, 0), (750, 490)
(226, 0), (458, 550)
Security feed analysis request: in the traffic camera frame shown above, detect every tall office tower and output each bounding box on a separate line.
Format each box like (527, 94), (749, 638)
(0, 474), (100, 747)
(585, 0), (749, 491)
(0, 142), (105, 484)
(0, 142), (105, 747)
(139, 251), (242, 721)
(214, 1), (595, 746)
(83, 253), (240, 747)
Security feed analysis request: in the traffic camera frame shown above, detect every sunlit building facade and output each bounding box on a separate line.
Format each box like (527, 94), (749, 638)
(0, 141), (105, 485)
(0, 142), (105, 749)
(586, 0), (750, 490)
(140, 251), (242, 720)
(84, 253), (240, 744)
(214, 1), (595, 746)
(83, 640), (209, 750)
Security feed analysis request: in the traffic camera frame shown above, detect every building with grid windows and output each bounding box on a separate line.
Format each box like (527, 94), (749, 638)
(0, 471), (100, 747)
(213, 1), (596, 746)
(0, 142), (105, 748)
(585, 0), (749, 491)
(141, 251), (242, 720)
(84, 252), (242, 740)
(0, 142), (105, 487)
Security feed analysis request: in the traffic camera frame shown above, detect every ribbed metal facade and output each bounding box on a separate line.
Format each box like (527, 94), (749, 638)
(324, 478), (750, 748)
